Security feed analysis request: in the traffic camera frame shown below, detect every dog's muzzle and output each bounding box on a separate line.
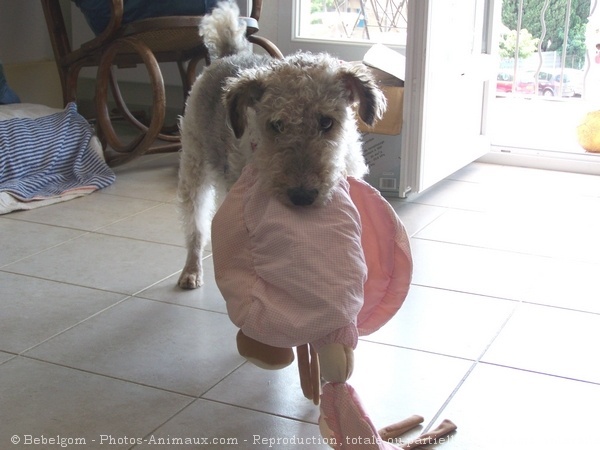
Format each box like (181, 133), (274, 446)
(287, 187), (319, 206)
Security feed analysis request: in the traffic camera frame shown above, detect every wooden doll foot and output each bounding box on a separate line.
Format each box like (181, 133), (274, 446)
(236, 330), (294, 370)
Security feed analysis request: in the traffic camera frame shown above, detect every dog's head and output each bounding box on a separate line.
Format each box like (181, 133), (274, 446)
(223, 52), (386, 207)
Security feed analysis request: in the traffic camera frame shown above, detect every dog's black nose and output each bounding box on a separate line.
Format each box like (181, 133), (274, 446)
(287, 187), (319, 206)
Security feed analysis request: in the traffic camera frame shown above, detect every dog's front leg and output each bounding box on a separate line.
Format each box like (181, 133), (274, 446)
(177, 165), (217, 289)
(178, 199), (206, 288)
(179, 243), (203, 289)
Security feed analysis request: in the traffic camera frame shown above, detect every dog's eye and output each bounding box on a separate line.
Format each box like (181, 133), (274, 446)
(270, 120), (285, 134)
(319, 116), (334, 132)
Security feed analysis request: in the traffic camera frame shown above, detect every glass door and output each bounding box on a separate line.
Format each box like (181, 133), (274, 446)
(485, 0), (600, 173)
(400, 0), (496, 195)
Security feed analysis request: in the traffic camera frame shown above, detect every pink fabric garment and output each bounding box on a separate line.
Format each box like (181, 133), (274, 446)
(212, 164), (412, 349)
(212, 166), (413, 448)
(349, 178), (412, 336)
(320, 383), (400, 449)
(212, 165), (366, 349)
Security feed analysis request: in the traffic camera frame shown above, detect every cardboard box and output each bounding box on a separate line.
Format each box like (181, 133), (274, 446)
(355, 67), (404, 136)
(355, 45), (405, 195)
(362, 133), (403, 194)
(354, 44), (405, 136)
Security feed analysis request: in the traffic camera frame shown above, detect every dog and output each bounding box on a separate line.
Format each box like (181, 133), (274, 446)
(177, 1), (386, 289)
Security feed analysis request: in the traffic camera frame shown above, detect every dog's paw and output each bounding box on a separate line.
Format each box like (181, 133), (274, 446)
(177, 270), (204, 289)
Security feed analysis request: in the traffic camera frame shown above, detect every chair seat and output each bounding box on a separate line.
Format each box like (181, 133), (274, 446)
(83, 16), (208, 68)
(72, 15), (258, 68)
(97, 14), (268, 82)
(122, 16), (205, 52)
(122, 15), (258, 51)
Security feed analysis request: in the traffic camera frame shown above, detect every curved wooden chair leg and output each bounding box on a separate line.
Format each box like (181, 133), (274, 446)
(96, 37), (167, 166)
(108, 68), (147, 134)
(108, 68), (181, 141)
(178, 54), (208, 111)
(64, 65), (83, 105)
(177, 60), (189, 106)
(248, 35), (284, 59)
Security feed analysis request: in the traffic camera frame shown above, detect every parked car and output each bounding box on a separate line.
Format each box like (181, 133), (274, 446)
(533, 68), (584, 97)
(496, 71), (535, 95)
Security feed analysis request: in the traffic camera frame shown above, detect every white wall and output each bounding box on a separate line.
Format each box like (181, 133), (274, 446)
(256, 0), (278, 45)
(0, 0), (65, 107)
(0, 0), (57, 63)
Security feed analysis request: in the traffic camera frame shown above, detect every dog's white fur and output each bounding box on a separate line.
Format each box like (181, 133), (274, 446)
(177, 1), (386, 288)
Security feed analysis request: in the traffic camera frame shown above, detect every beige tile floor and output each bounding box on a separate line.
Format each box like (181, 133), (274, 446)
(1, 154), (600, 449)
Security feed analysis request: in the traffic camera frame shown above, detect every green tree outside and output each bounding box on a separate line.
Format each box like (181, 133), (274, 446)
(501, 0), (591, 67)
(499, 27), (540, 59)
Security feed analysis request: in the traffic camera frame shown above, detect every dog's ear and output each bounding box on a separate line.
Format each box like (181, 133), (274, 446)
(339, 63), (387, 126)
(223, 77), (266, 139)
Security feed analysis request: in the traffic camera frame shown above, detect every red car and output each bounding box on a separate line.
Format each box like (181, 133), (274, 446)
(533, 69), (584, 97)
(496, 71), (535, 95)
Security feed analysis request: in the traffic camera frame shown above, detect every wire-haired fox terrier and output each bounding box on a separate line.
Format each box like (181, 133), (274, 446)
(177, 1), (386, 288)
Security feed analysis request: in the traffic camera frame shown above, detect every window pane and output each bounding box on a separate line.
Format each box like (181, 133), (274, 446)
(296, 0), (408, 46)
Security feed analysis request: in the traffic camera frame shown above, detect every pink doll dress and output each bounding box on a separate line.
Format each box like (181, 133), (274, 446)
(212, 164), (412, 350)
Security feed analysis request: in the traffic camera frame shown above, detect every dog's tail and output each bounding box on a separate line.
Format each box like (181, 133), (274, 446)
(200, 1), (251, 59)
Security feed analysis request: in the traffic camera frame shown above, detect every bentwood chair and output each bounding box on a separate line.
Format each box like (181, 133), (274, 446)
(41, 0), (282, 166)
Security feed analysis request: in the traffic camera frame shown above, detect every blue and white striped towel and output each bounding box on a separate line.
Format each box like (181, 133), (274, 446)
(0, 103), (115, 205)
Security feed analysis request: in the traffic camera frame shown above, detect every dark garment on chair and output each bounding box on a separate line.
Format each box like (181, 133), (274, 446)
(73, 0), (220, 35)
